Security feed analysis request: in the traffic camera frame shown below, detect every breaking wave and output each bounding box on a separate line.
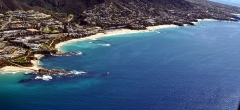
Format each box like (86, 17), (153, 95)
(19, 70), (89, 82)
(98, 44), (111, 47)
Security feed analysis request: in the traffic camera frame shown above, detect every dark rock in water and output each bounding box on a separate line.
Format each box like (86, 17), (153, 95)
(173, 21), (184, 26)
(52, 51), (84, 57)
(232, 15), (240, 20)
(18, 79), (33, 83)
(187, 22), (195, 26)
(193, 19), (198, 22)
(24, 72), (36, 75)
(40, 59), (48, 62)
(101, 72), (110, 77)
(38, 69), (70, 76)
(19, 69), (92, 83)
(70, 52), (83, 55)
(86, 71), (96, 75)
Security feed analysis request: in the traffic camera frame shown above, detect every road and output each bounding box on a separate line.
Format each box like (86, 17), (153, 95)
(1, 15), (13, 30)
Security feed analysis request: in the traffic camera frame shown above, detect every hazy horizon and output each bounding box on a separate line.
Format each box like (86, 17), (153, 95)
(210, 0), (240, 7)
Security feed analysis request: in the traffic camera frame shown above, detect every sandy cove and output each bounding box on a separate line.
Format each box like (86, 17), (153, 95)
(55, 20), (219, 51)
(0, 54), (44, 73)
(55, 24), (178, 51)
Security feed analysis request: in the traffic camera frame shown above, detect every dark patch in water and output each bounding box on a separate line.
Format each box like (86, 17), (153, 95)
(100, 72), (110, 77)
(18, 71), (108, 84)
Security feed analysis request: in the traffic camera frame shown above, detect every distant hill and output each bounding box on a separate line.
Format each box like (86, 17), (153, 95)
(186, 0), (240, 13)
(210, 0), (240, 7)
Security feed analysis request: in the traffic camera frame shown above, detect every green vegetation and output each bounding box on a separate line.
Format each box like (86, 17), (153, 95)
(43, 30), (59, 34)
(15, 57), (26, 63)
(41, 43), (50, 50)
(42, 30), (52, 34)
(68, 14), (74, 18)
(42, 43), (48, 48)
(51, 30), (60, 34)
(87, 28), (92, 31)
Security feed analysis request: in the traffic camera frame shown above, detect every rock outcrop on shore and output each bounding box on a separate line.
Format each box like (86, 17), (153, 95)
(38, 69), (70, 76)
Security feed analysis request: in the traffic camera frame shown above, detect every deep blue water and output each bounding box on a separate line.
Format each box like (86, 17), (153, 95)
(1, 21), (240, 110)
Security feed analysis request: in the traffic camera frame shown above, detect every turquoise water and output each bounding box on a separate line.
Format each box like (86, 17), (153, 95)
(1, 21), (240, 110)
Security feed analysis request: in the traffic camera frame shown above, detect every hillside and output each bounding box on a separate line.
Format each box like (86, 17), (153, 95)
(15, 0), (194, 22)
(18, 0), (105, 13)
(0, 0), (30, 11)
(1, 0), (240, 24)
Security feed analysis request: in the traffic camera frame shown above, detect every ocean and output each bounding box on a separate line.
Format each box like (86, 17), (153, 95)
(1, 20), (240, 110)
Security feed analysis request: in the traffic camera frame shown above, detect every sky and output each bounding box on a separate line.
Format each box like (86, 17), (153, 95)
(210, 0), (240, 7)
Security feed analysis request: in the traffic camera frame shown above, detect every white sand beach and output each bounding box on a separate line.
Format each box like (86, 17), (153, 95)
(55, 24), (178, 51)
(0, 54), (44, 73)
(197, 19), (218, 22)
(55, 19), (221, 52)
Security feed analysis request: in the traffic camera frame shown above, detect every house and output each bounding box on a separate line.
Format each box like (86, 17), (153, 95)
(16, 49), (26, 54)
(27, 38), (42, 43)
(29, 44), (40, 50)
(26, 29), (41, 35)
(6, 11), (13, 15)
(4, 46), (16, 54)
(0, 43), (6, 49)
(3, 55), (11, 59)
(13, 10), (22, 17)
(27, 14), (35, 18)
(27, 10), (36, 15)
(0, 14), (4, 17)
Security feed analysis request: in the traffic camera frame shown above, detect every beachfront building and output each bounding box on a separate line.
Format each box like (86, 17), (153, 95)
(26, 29), (41, 35)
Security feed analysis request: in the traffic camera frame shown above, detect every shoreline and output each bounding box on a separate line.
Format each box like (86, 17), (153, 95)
(55, 19), (221, 51)
(0, 19), (220, 73)
(55, 24), (178, 51)
(0, 54), (44, 74)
